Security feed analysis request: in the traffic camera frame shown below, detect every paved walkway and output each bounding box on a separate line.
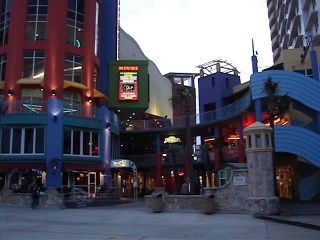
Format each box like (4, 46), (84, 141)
(0, 201), (319, 240)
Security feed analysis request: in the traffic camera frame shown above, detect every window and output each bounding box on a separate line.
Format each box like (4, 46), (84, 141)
(0, 0), (10, 46)
(21, 88), (44, 112)
(25, 0), (48, 40)
(94, 2), (100, 56)
(64, 54), (82, 83)
(66, 0), (84, 47)
(63, 91), (81, 115)
(23, 50), (45, 79)
(0, 54), (6, 81)
(63, 129), (99, 156)
(219, 170), (227, 186)
(0, 128), (45, 154)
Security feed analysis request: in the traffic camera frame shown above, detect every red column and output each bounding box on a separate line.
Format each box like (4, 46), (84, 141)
(238, 143), (246, 163)
(156, 153), (162, 187)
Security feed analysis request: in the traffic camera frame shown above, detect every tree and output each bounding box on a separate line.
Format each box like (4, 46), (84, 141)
(167, 144), (181, 194)
(169, 86), (196, 194)
(262, 77), (290, 195)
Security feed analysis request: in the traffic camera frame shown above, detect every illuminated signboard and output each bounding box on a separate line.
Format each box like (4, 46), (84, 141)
(164, 136), (181, 144)
(118, 66), (138, 101)
(233, 176), (246, 186)
(111, 159), (130, 168)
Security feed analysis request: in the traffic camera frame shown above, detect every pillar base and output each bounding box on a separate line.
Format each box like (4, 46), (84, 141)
(246, 196), (279, 216)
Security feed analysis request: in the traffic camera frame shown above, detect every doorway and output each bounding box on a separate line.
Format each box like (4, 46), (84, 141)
(88, 172), (96, 197)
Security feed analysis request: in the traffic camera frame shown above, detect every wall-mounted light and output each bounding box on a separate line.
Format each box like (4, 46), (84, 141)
(88, 97), (92, 103)
(51, 158), (60, 173)
(51, 89), (56, 96)
(53, 115), (58, 122)
(106, 122), (111, 130)
(7, 90), (12, 96)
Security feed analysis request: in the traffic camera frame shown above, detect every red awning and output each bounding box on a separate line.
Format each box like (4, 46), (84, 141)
(0, 162), (46, 172)
(62, 163), (108, 172)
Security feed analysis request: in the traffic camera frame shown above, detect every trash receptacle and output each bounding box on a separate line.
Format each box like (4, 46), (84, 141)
(203, 193), (214, 214)
(151, 193), (163, 213)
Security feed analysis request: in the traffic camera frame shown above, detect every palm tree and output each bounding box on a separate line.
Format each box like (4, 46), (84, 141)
(263, 78), (291, 196)
(167, 144), (181, 194)
(169, 85), (196, 194)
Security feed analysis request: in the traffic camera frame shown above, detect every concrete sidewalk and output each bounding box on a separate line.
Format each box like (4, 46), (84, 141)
(0, 202), (319, 240)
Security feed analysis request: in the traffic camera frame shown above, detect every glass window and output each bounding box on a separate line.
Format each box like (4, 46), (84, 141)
(66, 0), (84, 47)
(1, 128), (10, 153)
(24, 128), (34, 153)
(64, 54), (82, 83)
(35, 128), (44, 153)
(25, 0), (48, 41)
(73, 130), (80, 155)
(83, 131), (90, 155)
(220, 170), (227, 186)
(63, 129), (99, 156)
(23, 50), (45, 79)
(0, 54), (6, 81)
(92, 132), (98, 156)
(63, 129), (72, 154)
(63, 90), (81, 115)
(12, 128), (22, 153)
(0, 0), (10, 46)
(21, 89), (43, 113)
(0, 128), (44, 154)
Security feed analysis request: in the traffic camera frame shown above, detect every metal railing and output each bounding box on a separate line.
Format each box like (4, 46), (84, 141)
(120, 92), (251, 131)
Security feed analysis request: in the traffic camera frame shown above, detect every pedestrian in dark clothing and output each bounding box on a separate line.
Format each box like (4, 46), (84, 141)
(31, 185), (40, 209)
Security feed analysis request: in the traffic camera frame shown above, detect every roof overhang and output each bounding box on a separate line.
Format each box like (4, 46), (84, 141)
(63, 80), (89, 90)
(17, 78), (44, 86)
(93, 89), (109, 102)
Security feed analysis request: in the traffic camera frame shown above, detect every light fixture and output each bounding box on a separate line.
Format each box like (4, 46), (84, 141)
(53, 115), (58, 122)
(88, 97), (92, 103)
(106, 123), (111, 129)
(51, 158), (60, 173)
(7, 90), (12, 96)
(51, 90), (56, 96)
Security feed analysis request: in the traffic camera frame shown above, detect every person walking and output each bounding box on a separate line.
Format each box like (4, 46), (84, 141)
(180, 180), (189, 195)
(31, 185), (40, 209)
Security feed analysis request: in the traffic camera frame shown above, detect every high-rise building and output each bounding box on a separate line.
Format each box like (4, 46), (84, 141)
(267, 0), (320, 64)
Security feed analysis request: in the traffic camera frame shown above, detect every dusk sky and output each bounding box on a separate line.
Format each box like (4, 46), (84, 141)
(120, 0), (273, 83)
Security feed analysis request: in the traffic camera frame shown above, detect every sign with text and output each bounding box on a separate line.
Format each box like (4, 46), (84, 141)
(233, 176), (246, 186)
(111, 159), (130, 168)
(118, 66), (138, 101)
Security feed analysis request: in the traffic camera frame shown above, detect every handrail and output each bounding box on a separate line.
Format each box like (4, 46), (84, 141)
(120, 92), (251, 131)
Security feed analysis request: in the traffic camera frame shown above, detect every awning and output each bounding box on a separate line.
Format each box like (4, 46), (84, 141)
(62, 163), (109, 172)
(93, 89), (109, 102)
(0, 162), (46, 172)
(0, 81), (4, 89)
(17, 78), (44, 86)
(63, 80), (89, 90)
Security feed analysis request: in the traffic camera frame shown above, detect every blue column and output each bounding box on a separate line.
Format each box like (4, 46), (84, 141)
(254, 99), (262, 122)
(100, 0), (119, 102)
(46, 98), (63, 188)
(310, 49), (320, 82)
(318, 112), (320, 134)
(100, 105), (112, 186)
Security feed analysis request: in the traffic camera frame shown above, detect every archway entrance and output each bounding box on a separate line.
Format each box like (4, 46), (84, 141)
(111, 159), (138, 202)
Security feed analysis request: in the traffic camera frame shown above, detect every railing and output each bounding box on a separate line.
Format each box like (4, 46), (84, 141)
(120, 92), (251, 131)
(1, 101), (99, 119)
(122, 146), (240, 166)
